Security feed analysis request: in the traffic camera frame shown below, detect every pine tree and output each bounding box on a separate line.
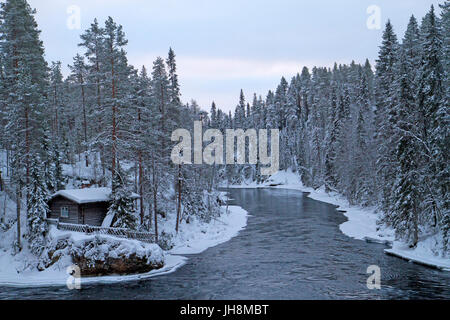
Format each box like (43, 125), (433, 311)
(275, 77), (288, 130)
(417, 6), (446, 230)
(79, 18), (107, 182)
(151, 57), (171, 165)
(389, 18), (422, 245)
(165, 48), (182, 148)
(52, 142), (64, 191)
(439, 1), (450, 252)
(103, 17), (130, 176)
(147, 57), (171, 241)
(375, 20), (400, 214)
(79, 18), (105, 113)
(391, 134), (420, 246)
(354, 66), (375, 205)
(234, 89), (246, 128)
(27, 154), (49, 256)
(265, 90), (277, 129)
(133, 66), (151, 226)
(49, 61), (64, 138)
(109, 165), (137, 230)
(68, 54), (90, 167)
(41, 128), (57, 196)
(0, 0), (49, 228)
(167, 48), (181, 106)
(210, 101), (217, 128)
(324, 85), (338, 192)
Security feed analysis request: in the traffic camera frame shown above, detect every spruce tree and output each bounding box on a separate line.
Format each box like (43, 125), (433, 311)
(68, 54), (90, 167)
(27, 154), (49, 256)
(49, 61), (64, 138)
(417, 6), (446, 230)
(41, 128), (56, 196)
(390, 21), (422, 245)
(109, 165), (137, 230)
(439, 1), (450, 252)
(375, 20), (400, 214)
(0, 0), (49, 228)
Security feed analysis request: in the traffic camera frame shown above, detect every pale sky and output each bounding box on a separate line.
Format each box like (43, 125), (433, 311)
(24, 0), (443, 112)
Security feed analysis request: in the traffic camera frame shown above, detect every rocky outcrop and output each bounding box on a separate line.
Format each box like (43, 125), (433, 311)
(44, 232), (164, 276)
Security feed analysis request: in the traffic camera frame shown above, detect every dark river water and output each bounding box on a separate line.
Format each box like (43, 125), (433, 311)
(1, 188), (449, 300)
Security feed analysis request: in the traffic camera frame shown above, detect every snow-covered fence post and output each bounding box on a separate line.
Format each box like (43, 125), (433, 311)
(54, 221), (156, 243)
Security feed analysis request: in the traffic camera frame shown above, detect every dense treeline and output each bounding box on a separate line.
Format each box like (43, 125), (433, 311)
(214, 4), (449, 253)
(0, 0), (218, 253)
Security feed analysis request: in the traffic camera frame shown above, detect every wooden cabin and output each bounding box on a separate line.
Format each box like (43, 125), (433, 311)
(47, 188), (139, 227)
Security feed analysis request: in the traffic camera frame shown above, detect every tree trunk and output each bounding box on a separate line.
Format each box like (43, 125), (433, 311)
(6, 149), (10, 177)
(54, 84), (59, 138)
(16, 187), (21, 249)
(80, 74), (89, 167)
(139, 151), (144, 226)
(25, 105), (29, 186)
(152, 156), (158, 243)
(176, 164), (182, 233)
(160, 85), (166, 165)
(111, 54), (117, 176)
(412, 200), (419, 247)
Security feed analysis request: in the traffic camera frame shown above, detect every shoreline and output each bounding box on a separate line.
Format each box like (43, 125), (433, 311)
(0, 205), (249, 288)
(226, 170), (450, 271)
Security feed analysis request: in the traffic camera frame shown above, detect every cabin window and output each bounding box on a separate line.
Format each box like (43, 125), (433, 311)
(60, 207), (69, 218)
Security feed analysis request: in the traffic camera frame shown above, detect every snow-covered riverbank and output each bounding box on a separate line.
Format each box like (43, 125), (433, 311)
(227, 170), (450, 271)
(0, 199), (248, 288)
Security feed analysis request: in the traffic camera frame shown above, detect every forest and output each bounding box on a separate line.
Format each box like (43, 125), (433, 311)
(215, 4), (449, 253)
(0, 0), (448, 259)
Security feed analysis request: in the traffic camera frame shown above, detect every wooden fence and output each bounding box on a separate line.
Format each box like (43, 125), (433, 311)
(48, 219), (155, 243)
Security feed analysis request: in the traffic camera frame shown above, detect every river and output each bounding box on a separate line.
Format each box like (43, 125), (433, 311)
(1, 188), (449, 299)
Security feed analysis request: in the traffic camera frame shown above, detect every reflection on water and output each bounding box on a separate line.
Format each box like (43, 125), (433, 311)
(1, 188), (449, 300)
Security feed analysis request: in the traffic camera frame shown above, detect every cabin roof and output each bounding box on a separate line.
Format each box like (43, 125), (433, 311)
(50, 187), (139, 205)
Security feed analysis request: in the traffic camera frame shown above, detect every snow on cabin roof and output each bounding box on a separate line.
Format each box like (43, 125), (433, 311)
(51, 187), (139, 204)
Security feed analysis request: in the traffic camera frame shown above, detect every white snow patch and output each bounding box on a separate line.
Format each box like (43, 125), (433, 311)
(385, 235), (450, 271)
(101, 213), (115, 228)
(170, 205), (248, 255)
(51, 187), (139, 204)
(0, 225), (175, 288)
(0, 252), (186, 288)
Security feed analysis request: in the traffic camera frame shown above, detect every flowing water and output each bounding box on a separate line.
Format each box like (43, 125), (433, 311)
(1, 188), (449, 300)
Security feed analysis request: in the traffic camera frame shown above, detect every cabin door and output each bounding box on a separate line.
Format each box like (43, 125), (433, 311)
(79, 206), (85, 225)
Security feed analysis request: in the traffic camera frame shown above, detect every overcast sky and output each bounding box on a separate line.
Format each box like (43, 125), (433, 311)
(25, 0), (442, 112)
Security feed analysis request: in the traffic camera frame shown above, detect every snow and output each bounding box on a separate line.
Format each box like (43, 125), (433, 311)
(385, 235), (450, 271)
(0, 191), (16, 225)
(227, 169), (449, 272)
(0, 186), (249, 287)
(50, 187), (139, 204)
(0, 225), (177, 287)
(0, 251), (187, 288)
(170, 206), (248, 255)
(62, 154), (104, 182)
(101, 213), (115, 228)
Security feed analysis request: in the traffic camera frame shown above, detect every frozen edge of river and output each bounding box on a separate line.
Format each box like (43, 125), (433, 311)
(226, 169), (450, 271)
(0, 205), (249, 288)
